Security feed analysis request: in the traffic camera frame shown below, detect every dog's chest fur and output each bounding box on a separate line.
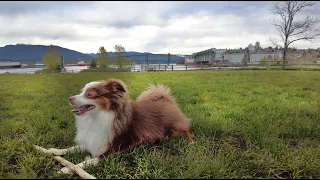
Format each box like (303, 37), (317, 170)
(74, 111), (115, 157)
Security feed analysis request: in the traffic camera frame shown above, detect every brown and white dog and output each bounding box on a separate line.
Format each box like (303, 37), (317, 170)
(47, 78), (193, 174)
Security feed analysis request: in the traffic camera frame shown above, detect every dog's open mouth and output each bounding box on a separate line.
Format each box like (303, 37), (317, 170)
(71, 105), (96, 116)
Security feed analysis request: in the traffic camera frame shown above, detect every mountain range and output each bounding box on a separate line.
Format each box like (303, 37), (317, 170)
(0, 44), (183, 63)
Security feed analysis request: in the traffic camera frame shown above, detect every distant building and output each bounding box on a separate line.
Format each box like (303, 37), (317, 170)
(214, 49), (227, 61)
(249, 52), (283, 64)
(191, 48), (215, 64)
(184, 55), (195, 64)
(188, 42), (283, 65)
(224, 53), (245, 63)
(255, 41), (261, 50)
(248, 44), (255, 52)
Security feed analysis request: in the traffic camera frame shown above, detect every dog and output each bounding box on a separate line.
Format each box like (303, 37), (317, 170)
(47, 78), (193, 174)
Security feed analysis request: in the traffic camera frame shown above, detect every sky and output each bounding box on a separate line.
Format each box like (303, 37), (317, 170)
(0, 1), (319, 55)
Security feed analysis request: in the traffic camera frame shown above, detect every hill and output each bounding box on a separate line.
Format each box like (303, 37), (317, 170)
(0, 44), (184, 64)
(0, 44), (92, 62)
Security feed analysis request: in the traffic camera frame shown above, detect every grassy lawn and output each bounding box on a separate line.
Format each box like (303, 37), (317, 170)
(246, 65), (320, 70)
(1, 70), (320, 179)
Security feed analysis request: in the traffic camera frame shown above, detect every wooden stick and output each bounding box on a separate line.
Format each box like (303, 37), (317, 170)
(34, 145), (96, 179)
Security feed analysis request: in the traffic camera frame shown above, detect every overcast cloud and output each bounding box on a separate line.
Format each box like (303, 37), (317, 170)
(0, 1), (319, 54)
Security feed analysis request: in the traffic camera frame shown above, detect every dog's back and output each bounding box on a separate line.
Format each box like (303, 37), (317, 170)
(134, 84), (192, 141)
(110, 84), (193, 152)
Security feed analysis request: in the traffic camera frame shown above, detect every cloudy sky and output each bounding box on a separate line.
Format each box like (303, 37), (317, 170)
(0, 1), (319, 54)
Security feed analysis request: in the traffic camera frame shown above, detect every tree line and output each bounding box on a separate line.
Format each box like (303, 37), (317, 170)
(42, 44), (129, 70)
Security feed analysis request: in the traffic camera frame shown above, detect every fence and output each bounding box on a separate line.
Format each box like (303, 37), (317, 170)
(93, 53), (320, 69)
(81, 61), (320, 73)
(102, 53), (185, 65)
(1, 54), (320, 75)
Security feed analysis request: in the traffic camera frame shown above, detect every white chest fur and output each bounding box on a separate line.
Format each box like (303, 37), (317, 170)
(74, 111), (115, 157)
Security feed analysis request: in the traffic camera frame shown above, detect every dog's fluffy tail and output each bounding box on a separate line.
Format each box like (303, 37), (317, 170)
(136, 84), (175, 102)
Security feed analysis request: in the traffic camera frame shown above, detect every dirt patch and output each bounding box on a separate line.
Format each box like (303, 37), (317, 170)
(234, 135), (247, 151)
(302, 87), (311, 91)
(0, 107), (9, 111)
(270, 168), (293, 179)
(169, 149), (182, 156)
(285, 138), (299, 149)
(8, 155), (19, 166)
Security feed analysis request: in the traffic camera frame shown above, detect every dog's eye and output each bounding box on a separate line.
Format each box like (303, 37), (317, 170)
(87, 92), (93, 98)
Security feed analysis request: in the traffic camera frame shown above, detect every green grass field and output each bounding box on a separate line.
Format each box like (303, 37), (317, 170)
(1, 70), (320, 179)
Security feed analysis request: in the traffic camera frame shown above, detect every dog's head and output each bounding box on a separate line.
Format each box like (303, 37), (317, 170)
(69, 78), (128, 116)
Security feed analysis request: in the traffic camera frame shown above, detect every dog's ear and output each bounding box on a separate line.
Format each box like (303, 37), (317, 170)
(105, 79), (127, 94)
(113, 82), (126, 92)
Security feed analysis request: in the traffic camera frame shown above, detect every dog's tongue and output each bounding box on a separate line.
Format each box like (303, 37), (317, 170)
(71, 105), (87, 115)
(71, 105), (86, 112)
(71, 105), (95, 116)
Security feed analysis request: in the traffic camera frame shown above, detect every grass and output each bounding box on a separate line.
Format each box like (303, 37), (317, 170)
(1, 70), (320, 179)
(245, 65), (320, 71)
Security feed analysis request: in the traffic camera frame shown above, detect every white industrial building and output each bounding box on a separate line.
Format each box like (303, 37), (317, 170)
(249, 52), (283, 64)
(224, 53), (245, 63)
(189, 41), (283, 64)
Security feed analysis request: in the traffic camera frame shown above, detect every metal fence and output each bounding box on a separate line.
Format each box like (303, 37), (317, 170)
(102, 53), (185, 65)
(1, 53), (320, 75)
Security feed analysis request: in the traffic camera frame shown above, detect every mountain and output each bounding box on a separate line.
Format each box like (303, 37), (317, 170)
(0, 44), (92, 62)
(0, 44), (184, 64)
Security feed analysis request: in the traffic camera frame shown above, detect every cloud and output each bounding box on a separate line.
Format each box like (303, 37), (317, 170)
(0, 1), (319, 54)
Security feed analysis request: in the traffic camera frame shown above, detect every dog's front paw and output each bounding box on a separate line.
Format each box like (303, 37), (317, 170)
(47, 148), (65, 156)
(58, 167), (73, 174)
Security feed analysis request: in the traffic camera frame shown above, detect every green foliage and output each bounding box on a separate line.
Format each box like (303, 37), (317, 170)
(34, 69), (61, 74)
(90, 59), (97, 69)
(116, 57), (130, 68)
(312, 52), (319, 64)
(42, 45), (61, 70)
(81, 67), (131, 72)
(114, 44), (125, 55)
(1, 71), (320, 178)
(242, 55), (249, 65)
(97, 47), (110, 67)
(114, 44), (129, 68)
(177, 59), (185, 64)
(260, 57), (268, 65)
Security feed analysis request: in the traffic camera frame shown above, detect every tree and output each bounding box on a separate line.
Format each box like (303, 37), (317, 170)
(43, 45), (60, 70)
(114, 44), (125, 56)
(97, 46), (110, 68)
(242, 55), (249, 66)
(269, 1), (320, 68)
(114, 44), (129, 68)
(260, 56), (268, 66)
(303, 53), (313, 61)
(90, 59), (97, 68)
(312, 51), (319, 64)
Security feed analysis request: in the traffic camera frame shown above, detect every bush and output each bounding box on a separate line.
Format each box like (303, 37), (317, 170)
(260, 57), (268, 65)
(42, 45), (61, 70)
(242, 57), (248, 65)
(80, 67), (131, 73)
(35, 69), (61, 74)
(90, 60), (97, 68)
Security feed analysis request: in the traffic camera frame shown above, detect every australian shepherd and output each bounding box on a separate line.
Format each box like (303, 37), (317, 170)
(47, 78), (193, 174)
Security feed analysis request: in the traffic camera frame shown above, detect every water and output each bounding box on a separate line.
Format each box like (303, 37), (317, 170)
(0, 66), (89, 74)
(0, 64), (246, 74)
(0, 67), (43, 74)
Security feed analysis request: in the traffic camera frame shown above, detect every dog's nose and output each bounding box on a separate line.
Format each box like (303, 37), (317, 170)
(69, 96), (75, 102)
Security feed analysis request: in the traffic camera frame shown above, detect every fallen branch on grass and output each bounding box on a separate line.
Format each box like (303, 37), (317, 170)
(33, 145), (96, 179)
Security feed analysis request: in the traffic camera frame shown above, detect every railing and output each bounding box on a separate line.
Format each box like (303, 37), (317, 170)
(1, 54), (319, 75)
